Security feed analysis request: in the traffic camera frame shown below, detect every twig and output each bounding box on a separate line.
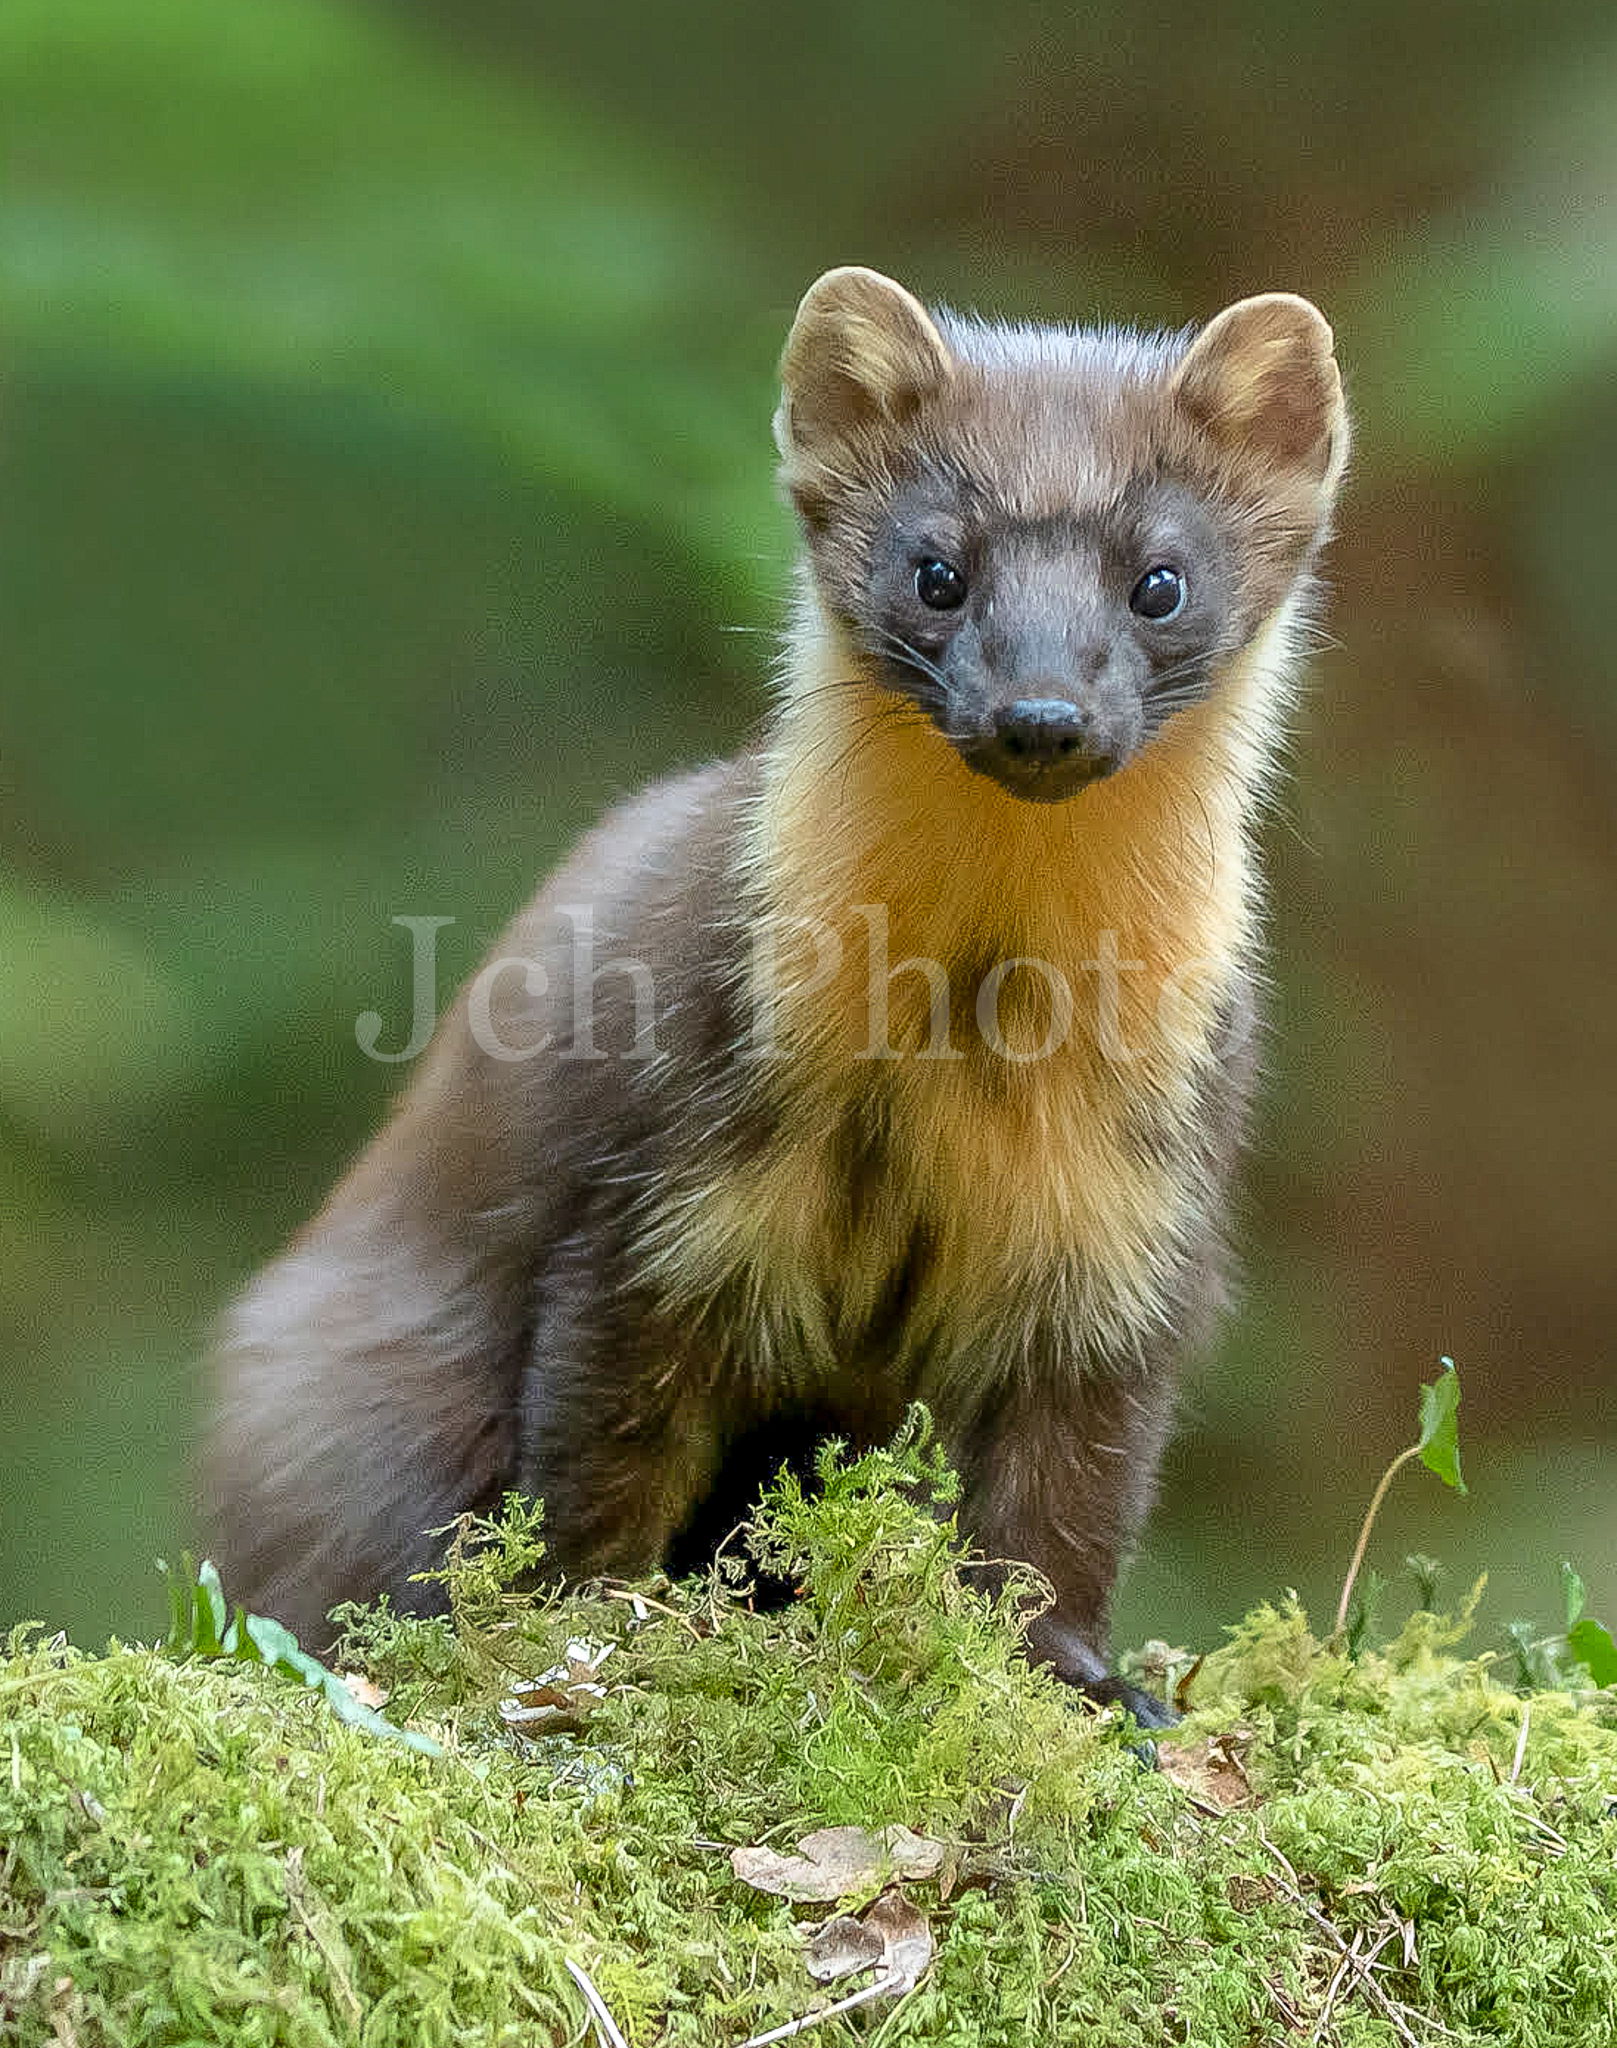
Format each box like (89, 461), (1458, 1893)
(1311, 1928), (1394, 2046)
(1509, 1703), (1531, 1787)
(565, 1957), (630, 2048)
(602, 1586), (700, 1629)
(1334, 1445), (1420, 1636)
(737, 1973), (896, 2048)
(1256, 1831), (1426, 2048)
(1310, 1930), (1363, 2046)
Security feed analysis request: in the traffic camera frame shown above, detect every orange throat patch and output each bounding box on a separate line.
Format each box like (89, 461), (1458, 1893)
(648, 601), (1294, 1371)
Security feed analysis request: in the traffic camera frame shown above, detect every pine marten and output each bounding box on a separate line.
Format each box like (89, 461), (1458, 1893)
(208, 267), (1347, 1721)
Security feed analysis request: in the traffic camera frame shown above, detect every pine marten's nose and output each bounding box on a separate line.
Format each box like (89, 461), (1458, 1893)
(962, 695), (1130, 801)
(986, 692), (1129, 778)
(994, 698), (1086, 764)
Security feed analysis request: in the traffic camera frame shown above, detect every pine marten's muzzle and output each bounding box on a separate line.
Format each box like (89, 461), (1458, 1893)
(971, 695), (1129, 800)
(944, 614), (1147, 801)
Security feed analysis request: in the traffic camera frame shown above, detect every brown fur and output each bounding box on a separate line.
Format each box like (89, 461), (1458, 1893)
(207, 270), (1346, 1712)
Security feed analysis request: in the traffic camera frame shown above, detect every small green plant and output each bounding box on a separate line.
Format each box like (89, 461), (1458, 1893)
(161, 1552), (441, 1755)
(1504, 1561), (1617, 1692)
(1333, 1356), (1466, 1640)
(1561, 1561), (1617, 1687)
(405, 1490), (552, 1677)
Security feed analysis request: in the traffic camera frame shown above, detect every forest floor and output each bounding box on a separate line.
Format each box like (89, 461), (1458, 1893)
(3, 1428), (1615, 2047)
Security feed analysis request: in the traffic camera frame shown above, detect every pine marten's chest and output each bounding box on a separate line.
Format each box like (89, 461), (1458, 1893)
(637, 673), (1259, 1376)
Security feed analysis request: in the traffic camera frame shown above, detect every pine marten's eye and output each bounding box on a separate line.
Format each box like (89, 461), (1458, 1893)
(1130, 565), (1187, 621)
(915, 559), (968, 610)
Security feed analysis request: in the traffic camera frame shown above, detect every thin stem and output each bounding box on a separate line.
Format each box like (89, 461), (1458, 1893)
(1334, 1444), (1422, 1638)
(738, 1973), (894, 2048)
(564, 1957), (630, 2048)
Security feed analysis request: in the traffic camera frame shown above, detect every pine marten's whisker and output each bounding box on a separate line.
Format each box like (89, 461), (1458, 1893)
(1142, 654), (1215, 701)
(779, 698), (908, 802)
(861, 627), (950, 693)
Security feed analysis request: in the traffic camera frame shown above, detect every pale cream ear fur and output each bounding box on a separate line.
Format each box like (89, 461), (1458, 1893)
(1172, 292), (1347, 487)
(775, 265), (954, 461)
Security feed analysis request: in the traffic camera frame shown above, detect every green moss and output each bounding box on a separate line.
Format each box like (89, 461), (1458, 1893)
(4, 1437), (1617, 2045)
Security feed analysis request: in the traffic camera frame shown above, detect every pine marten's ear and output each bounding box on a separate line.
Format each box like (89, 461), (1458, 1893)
(775, 267), (954, 472)
(1173, 293), (1347, 490)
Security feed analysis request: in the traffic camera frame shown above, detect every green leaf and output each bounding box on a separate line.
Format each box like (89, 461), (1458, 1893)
(196, 1560), (230, 1641)
(158, 1555), (441, 1755)
(1567, 1618), (1617, 1691)
(1416, 1358), (1466, 1495)
(160, 1556), (190, 1656)
(314, 1670), (442, 1756)
(236, 1609), (307, 1672)
(1562, 1560), (1588, 1632)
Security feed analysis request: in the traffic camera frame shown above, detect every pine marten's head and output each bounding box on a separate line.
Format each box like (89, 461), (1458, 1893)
(775, 267), (1347, 804)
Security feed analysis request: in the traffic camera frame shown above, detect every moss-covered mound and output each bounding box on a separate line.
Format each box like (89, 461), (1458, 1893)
(3, 1436), (1615, 2046)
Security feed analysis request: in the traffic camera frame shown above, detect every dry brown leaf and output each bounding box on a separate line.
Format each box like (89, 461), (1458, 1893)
(879, 1826), (946, 1881)
(739, 1890), (935, 2047)
(499, 1640), (616, 1734)
(1159, 1732), (1254, 1812)
(337, 1673), (388, 1710)
(862, 1891), (933, 1994)
(802, 1914), (883, 1985)
(730, 1825), (945, 1902)
(731, 1831), (878, 1903)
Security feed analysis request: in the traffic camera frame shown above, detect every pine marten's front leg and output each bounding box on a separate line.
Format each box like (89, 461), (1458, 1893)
(939, 1356), (1181, 1728)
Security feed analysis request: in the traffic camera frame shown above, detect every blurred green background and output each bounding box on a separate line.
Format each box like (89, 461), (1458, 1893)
(4, 0), (1615, 1654)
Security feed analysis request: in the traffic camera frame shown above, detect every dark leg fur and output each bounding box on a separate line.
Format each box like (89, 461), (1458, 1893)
(936, 1354), (1179, 1720)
